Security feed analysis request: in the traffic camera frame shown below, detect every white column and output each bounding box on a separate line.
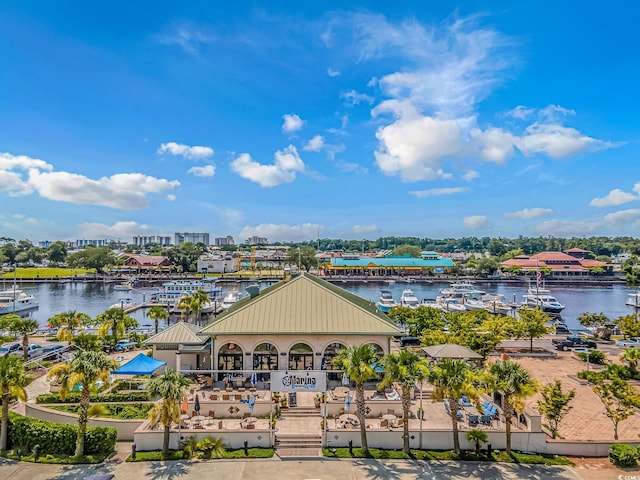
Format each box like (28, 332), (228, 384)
(175, 351), (181, 373)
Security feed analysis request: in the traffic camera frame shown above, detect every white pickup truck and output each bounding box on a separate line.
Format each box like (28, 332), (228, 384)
(615, 338), (640, 348)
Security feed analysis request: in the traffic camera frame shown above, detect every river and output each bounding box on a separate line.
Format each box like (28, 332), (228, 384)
(5, 278), (639, 331)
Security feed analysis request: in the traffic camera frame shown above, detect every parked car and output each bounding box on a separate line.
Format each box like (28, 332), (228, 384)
(14, 343), (44, 358)
(0, 342), (21, 356)
(615, 338), (640, 348)
(551, 336), (597, 351)
(41, 344), (66, 359)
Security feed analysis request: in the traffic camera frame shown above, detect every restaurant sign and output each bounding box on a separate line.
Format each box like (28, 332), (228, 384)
(270, 371), (327, 392)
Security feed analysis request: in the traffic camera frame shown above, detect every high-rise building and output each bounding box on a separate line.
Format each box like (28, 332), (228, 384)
(215, 236), (235, 246)
(245, 236), (268, 245)
(174, 232), (210, 245)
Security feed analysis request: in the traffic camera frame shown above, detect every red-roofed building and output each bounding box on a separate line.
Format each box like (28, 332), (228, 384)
(123, 255), (169, 269)
(501, 251), (612, 277)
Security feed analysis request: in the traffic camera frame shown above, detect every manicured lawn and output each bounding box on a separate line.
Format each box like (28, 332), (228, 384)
(1, 267), (92, 278)
(49, 403), (153, 419)
(126, 448), (274, 462)
(322, 448), (574, 465)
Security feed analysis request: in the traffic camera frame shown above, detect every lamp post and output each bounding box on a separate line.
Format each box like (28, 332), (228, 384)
(419, 380), (424, 449)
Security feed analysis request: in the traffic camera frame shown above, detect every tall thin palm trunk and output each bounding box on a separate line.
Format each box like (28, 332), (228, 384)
(355, 382), (368, 454)
(448, 397), (461, 454)
(75, 385), (91, 456)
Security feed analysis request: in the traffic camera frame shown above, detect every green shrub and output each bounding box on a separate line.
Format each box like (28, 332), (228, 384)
(576, 350), (606, 364)
(609, 443), (639, 468)
(8, 412), (116, 456)
(36, 391), (150, 404)
(49, 403), (153, 419)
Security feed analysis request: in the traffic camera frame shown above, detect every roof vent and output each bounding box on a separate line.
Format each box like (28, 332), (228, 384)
(246, 284), (260, 298)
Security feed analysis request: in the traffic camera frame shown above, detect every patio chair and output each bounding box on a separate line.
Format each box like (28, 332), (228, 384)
(467, 414), (480, 425)
(222, 394), (230, 400)
(247, 423), (255, 430)
(396, 418), (404, 427)
(208, 410), (215, 418)
(481, 415), (492, 425)
(380, 419), (389, 428)
(235, 394), (242, 401)
(218, 420), (224, 429)
(210, 394), (218, 400)
(194, 425), (204, 430)
(191, 410), (198, 417)
(243, 412), (252, 418)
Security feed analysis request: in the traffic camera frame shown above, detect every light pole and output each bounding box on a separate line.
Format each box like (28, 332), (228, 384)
(419, 380), (424, 449)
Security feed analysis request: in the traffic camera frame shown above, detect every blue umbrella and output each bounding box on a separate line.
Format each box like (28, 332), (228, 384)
(194, 393), (201, 414)
(342, 372), (349, 386)
(227, 373), (232, 385)
(248, 393), (255, 413)
(251, 371), (257, 386)
(344, 391), (351, 413)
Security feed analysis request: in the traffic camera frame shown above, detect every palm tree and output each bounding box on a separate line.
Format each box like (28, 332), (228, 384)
(332, 344), (379, 455)
(381, 348), (429, 454)
(48, 350), (116, 457)
(0, 314), (39, 363)
(95, 308), (138, 346)
(0, 355), (31, 451)
(147, 306), (169, 335)
(48, 310), (92, 344)
(488, 360), (537, 455)
(466, 429), (488, 456)
(621, 348), (640, 376)
(190, 290), (210, 324)
(428, 358), (480, 455)
(147, 369), (191, 457)
(176, 295), (194, 323)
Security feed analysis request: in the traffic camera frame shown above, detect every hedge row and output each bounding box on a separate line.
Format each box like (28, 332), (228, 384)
(36, 391), (150, 404)
(8, 413), (117, 456)
(610, 443), (639, 468)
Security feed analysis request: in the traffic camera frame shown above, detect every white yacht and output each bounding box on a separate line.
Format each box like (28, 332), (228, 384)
(399, 289), (419, 309)
(109, 298), (137, 310)
(435, 296), (466, 312)
(221, 290), (243, 310)
(522, 287), (565, 314)
(149, 280), (223, 305)
(439, 281), (479, 297)
(0, 287), (38, 314)
(376, 290), (397, 313)
(626, 292), (640, 308)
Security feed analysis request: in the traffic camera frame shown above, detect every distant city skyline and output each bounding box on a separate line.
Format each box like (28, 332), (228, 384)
(1, 2), (639, 243)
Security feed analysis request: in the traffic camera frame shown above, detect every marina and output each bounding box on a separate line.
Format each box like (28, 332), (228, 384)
(3, 277), (638, 332)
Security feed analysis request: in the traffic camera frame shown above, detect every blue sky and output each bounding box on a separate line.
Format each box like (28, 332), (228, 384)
(1, 1), (639, 243)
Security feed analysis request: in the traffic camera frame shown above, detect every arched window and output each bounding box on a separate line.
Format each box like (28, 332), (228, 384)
(322, 342), (345, 371)
(253, 342), (278, 371)
(288, 342), (313, 371)
(218, 342), (243, 373)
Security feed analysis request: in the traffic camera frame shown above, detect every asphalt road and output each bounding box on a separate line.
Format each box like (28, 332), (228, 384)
(0, 457), (584, 480)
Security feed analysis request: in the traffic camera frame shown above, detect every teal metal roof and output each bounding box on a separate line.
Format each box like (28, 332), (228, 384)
(330, 256), (454, 268)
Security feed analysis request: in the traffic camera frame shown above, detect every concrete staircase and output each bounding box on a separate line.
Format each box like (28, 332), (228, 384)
(275, 406), (323, 457)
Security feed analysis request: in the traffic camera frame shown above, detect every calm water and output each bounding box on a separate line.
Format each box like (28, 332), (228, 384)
(6, 279), (639, 331)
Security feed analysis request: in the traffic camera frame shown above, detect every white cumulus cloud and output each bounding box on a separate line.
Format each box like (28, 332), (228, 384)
(590, 188), (639, 207)
(530, 219), (601, 236)
(409, 187), (469, 198)
(188, 165), (216, 177)
(341, 90), (374, 105)
(504, 208), (553, 220)
(463, 215), (490, 230)
(230, 145), (305, 187)
(238, 223), (323, 242)
(303, 135), (325, 152)
(27, 170), (180, 209)
(327, 68), (341, 77)
(603, 209), (640, 225)
(78, 221), (152, 241)
(281, 114), (304, 133)
(353, 224), (378, 235)
(158, 142), (214, 160)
